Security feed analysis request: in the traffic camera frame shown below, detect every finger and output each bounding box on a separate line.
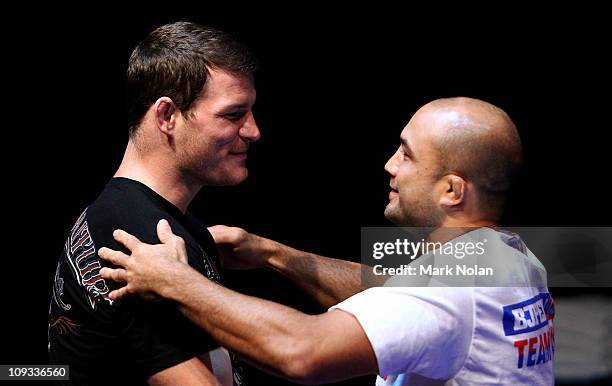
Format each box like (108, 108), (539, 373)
(207, 225), (233, 243)
(157, 219), (175, 244)
(157, 219), (186, 252)
(99, 267), (127, 283)
(109, 286), (130, 301)
(171, 237), (188, 264)
(113, 229), (142, 251)
(98, 247), (130, 267)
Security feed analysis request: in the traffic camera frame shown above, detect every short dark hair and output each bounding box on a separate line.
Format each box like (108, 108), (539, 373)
(126, 21), (258, 136)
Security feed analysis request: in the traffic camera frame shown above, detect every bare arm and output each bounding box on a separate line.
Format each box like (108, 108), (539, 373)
(148, 356), (220, 386)
(99, 221), (378, 384)
(263, 239), (364, 308)
(211, 226), (383, 308)
(168, 268), (377, 383)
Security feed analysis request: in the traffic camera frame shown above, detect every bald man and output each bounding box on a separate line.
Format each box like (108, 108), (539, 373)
(97, 97), (554, 385)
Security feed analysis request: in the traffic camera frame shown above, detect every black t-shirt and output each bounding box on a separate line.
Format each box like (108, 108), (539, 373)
(48, 177), (223, 385)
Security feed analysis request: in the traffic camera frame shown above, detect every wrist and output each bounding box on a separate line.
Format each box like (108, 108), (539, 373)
(159, 261), (198, 301)
(264, 239), (293, 271)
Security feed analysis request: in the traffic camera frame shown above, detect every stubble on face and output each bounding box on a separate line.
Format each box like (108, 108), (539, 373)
(384, 111), (445, 228)
(177, 69), (257, 187)
(385, 183), (442, 228)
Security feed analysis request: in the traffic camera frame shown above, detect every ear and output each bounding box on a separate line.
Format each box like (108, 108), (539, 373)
(439, 174), (467, 208)
(153, 97), (178, 136)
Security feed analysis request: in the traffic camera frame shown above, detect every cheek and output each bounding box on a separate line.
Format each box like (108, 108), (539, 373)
(215, 129), (238, 148)
(395, 163), (416, 186)
(205, 134), (238, 160)
(396, 166), (432, 200)
(188, 117), (238, 148)
(209, 121), (241, 146)
(396, 161), (437, 186)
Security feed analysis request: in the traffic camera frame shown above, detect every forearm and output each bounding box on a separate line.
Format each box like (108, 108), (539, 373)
(148, 356), (220, 386)
(264, 241), (379, 308)
(98, 226), (378, 384)
(163, 266), (319, 382)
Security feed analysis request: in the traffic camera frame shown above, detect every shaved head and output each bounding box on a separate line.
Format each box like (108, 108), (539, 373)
(384, 97), (522, 226)
(421, 97), (522, 210)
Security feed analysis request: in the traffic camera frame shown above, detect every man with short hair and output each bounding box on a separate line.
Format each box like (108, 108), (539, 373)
(99, 97), (554, 385)
(48, 21), (259, 385)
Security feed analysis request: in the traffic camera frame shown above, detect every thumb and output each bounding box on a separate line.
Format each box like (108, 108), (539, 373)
(208, 225), (231, 243)
(157, 219), (175, 243)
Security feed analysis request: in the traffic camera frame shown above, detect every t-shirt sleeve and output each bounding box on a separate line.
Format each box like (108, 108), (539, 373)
(81, 209), (218, 377)
(118, 298), (217, 377)
(329, 286), (474, 380)
(103, 235), (218, 376)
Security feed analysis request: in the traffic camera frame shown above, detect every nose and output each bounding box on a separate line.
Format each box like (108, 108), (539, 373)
(239, 111), (261, 143)
(384, 147), (400, 176)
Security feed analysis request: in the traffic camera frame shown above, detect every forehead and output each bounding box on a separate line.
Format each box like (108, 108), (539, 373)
(200, 68), (256, 108)
(400, 111), (438, 153)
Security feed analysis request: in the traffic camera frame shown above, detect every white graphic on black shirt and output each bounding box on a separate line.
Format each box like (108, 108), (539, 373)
(199, 246), (221, 283)
(52, 263), (72, 311)
(64, 209), (113, 309)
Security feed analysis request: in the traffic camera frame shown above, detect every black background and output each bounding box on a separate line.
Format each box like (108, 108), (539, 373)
(2, 6), (610, 385)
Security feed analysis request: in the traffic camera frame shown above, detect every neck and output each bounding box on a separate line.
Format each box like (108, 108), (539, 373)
(441, 216), (498, 229)
(427, 216), (498, 244)
(114, 140), (201, 213)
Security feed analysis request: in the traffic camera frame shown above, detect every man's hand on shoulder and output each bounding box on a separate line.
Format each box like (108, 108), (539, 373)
(98, 219), (196, 301)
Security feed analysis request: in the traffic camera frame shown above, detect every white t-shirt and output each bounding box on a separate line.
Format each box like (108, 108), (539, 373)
(331, 228), (555, 385)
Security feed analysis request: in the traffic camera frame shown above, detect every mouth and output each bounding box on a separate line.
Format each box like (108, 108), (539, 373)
(389, 185), (399, 199)
(229, 150), (248, 159)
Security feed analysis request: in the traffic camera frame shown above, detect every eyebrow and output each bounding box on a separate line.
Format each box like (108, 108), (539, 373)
(401, 137), (414, 158)
(220, 103), (251, 112)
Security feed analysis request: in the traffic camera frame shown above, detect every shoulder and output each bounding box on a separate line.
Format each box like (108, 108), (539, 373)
(332, 286), (475, 328)
(84, 182), (170, 245)
(331, 286), (474, 378)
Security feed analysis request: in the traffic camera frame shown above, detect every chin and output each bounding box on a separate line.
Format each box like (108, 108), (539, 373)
(212, 169), (249, 186)
(384, 206), (401, 225)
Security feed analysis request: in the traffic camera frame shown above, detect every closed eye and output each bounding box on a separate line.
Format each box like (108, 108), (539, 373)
(400, 137), (414, 161)
(221, 111), (247, 121)
(402, 148), (411, 160)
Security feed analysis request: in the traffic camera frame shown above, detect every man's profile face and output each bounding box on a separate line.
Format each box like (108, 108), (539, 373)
(384, 109), (443, 227)
(176, 68), (260, 186)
